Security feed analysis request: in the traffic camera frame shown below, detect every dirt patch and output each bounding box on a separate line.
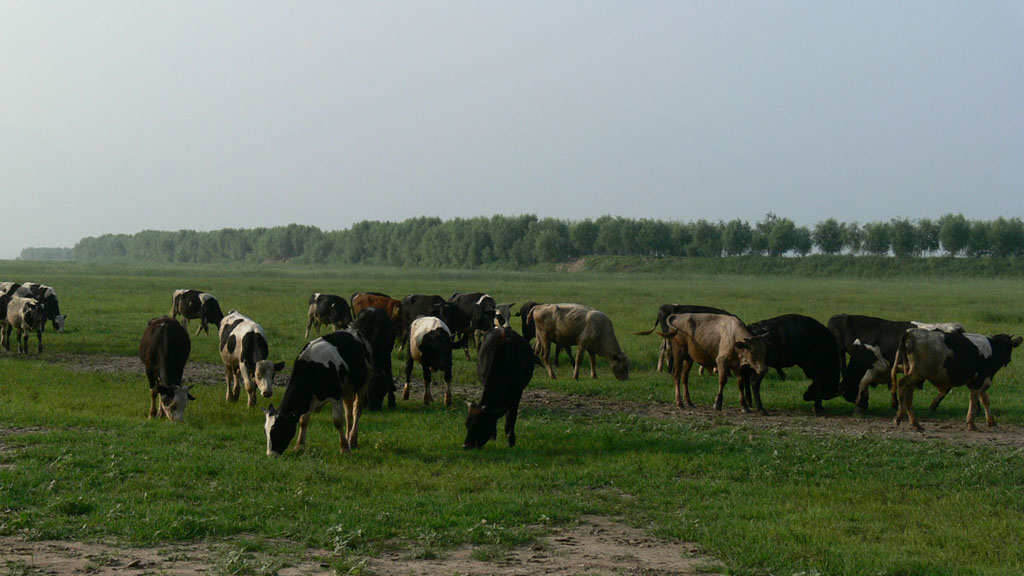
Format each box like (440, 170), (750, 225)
(0, 516), (718, 576)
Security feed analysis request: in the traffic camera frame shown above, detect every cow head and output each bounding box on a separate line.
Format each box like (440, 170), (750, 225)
(421, 329), (453, 372)
(157, 385), (195, 422)
(463, 402), (498, 449)
(611, 352), (630, 381)
(430, 302), (455, 329)
(253, 360), (287, 398)
(989, 334), (1024, 369)
(53, 314), (67, 332)
(494, 303), (515, 329)
(263, 404), (298, 456)
(734, 335), (769, 376)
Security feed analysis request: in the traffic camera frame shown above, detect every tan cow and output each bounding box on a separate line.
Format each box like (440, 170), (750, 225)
(660, 313), (769, 412)
(528, 303), (629, 381)
(4, 296), (47, 354)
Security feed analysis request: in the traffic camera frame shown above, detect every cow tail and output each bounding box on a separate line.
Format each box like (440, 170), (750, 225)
(633, 320), (659, 336)
(891, 331), (912, 389)
(657, 326), (678, 340)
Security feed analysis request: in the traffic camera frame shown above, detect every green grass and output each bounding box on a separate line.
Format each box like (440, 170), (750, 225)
(1, 261), (1024, 575)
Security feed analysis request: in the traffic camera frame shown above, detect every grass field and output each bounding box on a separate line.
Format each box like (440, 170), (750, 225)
(1, 260), (1024, 575)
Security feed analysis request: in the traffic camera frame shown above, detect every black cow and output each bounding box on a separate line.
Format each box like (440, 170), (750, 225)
(14, 282), (66, 333)
(399, 294), (455, 348)
(139, 316), (194, 422)
(447, 292), (497, 358)
(745, 314), (844, 414)
(171, 289), (225, 336)
(517, 301), (573, 368)
(305, 293), (353, 338)
(403, 316), (454, 406)
(635, 304), (736, 374)
(353, 307), (397, 411)
(464, 327), (539, 449)
(264, 330), (372, 455)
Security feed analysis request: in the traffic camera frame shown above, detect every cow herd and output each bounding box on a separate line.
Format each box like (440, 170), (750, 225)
(2, 280), (1021, 456)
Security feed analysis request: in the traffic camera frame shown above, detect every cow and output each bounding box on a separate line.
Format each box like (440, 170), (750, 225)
(351, 291), (402, 337)
(0, 282), (20, 298)
(352, 307), (397, 411)
(403, 316), (454, 406)
(517, 300), (574, 368)
(830, 314), (962, 411)
(891, 329), (1022, 431)
(528, 303), (630, 381)
(399, 294), (455, 349)
(138, 316), (194, 422)
(263, 330), (372, 456)
(659, 313), (769, 411)
(464, 327), (539, 449)
(494, 302), (515, 329)
(218, 311), (286, 407)
(447, 292), (497, 358)
(305, 293), (353, 338)
(170, 289), (225, 336)
(635, 304), (736, 374)
(14, 282), (66, 333)
(3, 297), (46, 354)
(745, 314), (843, 414)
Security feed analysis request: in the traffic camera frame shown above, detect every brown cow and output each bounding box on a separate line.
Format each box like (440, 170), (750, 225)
(351, 292), (402, 339)
(528, 303), (629, 381)
(660, 313), (769, 412)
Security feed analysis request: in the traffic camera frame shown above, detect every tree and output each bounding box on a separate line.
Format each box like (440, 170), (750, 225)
(812, 218), (844, 255)
(967, 220), (993, 257)
(991, 217), (1024, 257)
(916, 218), (941, 255)
(938, 213), (970, 256)
(767, 218), (797, 256)
(569, 219), (598, 256)
(722, 219), (752, 256)
(793, 226), (813, 256)
(889, 218), (918, 258)
(688, 220), (723, 257)
(862, 222), (891, 256)
(843, 222), (864, 254)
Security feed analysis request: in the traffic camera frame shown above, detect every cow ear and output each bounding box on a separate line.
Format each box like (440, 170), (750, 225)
(274, 361), (286, 371)
(1011, 336), (1023, 348)
(467, 402), (484, 416)
(187, 391), (196, 401)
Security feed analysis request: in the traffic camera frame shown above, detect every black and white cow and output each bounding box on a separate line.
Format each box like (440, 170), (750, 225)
(403, 316), (454, 406)
(635, 304), (736, 374)
(139, 316), (194, 422)
(3, 296), (46, 354)
(464, 327), (539, 449)
(263, 330), (372, 456)
(493, 302), (515, 329)
(352, 307), (397, 411)
(14, 282), (66, 333)
(447, 292), (497, 358)
(219, 311), (285, 407)
(399, 294), (454, 349)
(305, 293), (353, 338)
(745, 314), (844, 414)
(892, 329), (1022, 430)
(0, 282), (20, 298)
(171, 289), (225, 336)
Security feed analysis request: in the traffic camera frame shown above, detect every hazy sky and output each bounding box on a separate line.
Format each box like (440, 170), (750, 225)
(2, 1), (1022, 258)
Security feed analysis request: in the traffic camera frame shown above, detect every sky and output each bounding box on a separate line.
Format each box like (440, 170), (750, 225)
(1, 1), (1022, 259)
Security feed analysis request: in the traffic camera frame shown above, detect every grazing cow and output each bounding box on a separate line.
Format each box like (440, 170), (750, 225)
(831, 314), (962, 411)
(745, 314), (843, 414)
(305, 293), (353, 338)
(399, 294), (454, 348)
(635, 304), (736, 374)
(353, 307), (397, 411)
(517, 301), (574, 368)
(170, 289), (225, 336)
(4, 297), (46, 354)
(0, 282), (20, 298)
(264, 330), (372, 455)
(14, 283), (66, 333)
(659, 313), (769, 411)
(138, 316), (194, 422)
(464, 328), (539, 449)
(403, 316), (454, 406)
(351, 291), (402, 337)
(447, 292), (497, 358)
(218, 311), (286, 407)
(494, 302), (515, 328)
(528, 303), (630, 381)
(891, 329), (1022, 430)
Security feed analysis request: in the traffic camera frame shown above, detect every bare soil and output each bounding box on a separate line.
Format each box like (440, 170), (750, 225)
(5, 352), (1023, 575)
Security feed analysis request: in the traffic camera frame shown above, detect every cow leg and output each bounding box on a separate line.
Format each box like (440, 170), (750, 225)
(966, 388), (980, 431)
(149, 386), (159, 419)
(930, 387), (951, 412)
(572, 347), (584, 380)
(735, 369), (750, 414)
(752, 371), (768, 415)
(589, 351), (598, 379)
(333, 399), (351, 452)
(246, 382), (258, 407)
(980, 388), (996, 428)
(505, 399), (521, 447)
(348, 392), (364, 448)
(35, 328), (42, 354)
(403, 356), (415, 400)
(17, 328), (26, 354)
(296, 412), (312, 449)
(422, 365), (433, 405)
(194, 321), (203, 336)
(540, 337), (556, 380)
(713, 360), (729, 412)
(854, 374), (872, 413)
(1, 324), (9, 351)
(679, 358), (696, 408)
(304, 316), (313, 339)
(443, 368), (453, 407)
(463, 332), (472, 360)
(900, 380), (923, 431)
(656, 339), (667, 373)
(224, 367), (235, 402)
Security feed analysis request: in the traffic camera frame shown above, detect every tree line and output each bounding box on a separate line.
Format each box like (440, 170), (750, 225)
(56, 214), (1024, 266)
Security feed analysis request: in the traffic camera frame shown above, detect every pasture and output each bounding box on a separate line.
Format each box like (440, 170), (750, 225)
(1, 260), (1024, 575)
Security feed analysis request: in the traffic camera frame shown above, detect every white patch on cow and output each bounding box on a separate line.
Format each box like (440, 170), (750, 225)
(965, 333), (993, 359)
(264, 410), (278, 455)
(160, 386), (192, 422)
(411, 316), (450, 346)
(173, 289), (187, 299)
(476, 294), (492, 306)
(300, 337), (348, 373)
(198, 292), (213, 304)
(911, 321), (963, 333)
(313, 292), (321, 300)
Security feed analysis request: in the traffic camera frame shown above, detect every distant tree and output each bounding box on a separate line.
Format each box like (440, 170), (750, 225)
(889, 218), (918, 258)
(688, 220), (723, 257)
(793, 226), (813, 256)
(991, 217), (1024, 257)
(916, 218), (941, 255)
(938, 213), (970, 256)
(843, 222), (864, 254)
(722, 219), (753, 256)
(812, 218), (844, 255)
(569, 219), (598, 256)
(967, 220), (993, 257)
(669, 222), (693, 256)
(862, 222), (891, 256)
(767, 218), (797, 256)
(636, 219), (672, 256)
(751, 213), (781, 255)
